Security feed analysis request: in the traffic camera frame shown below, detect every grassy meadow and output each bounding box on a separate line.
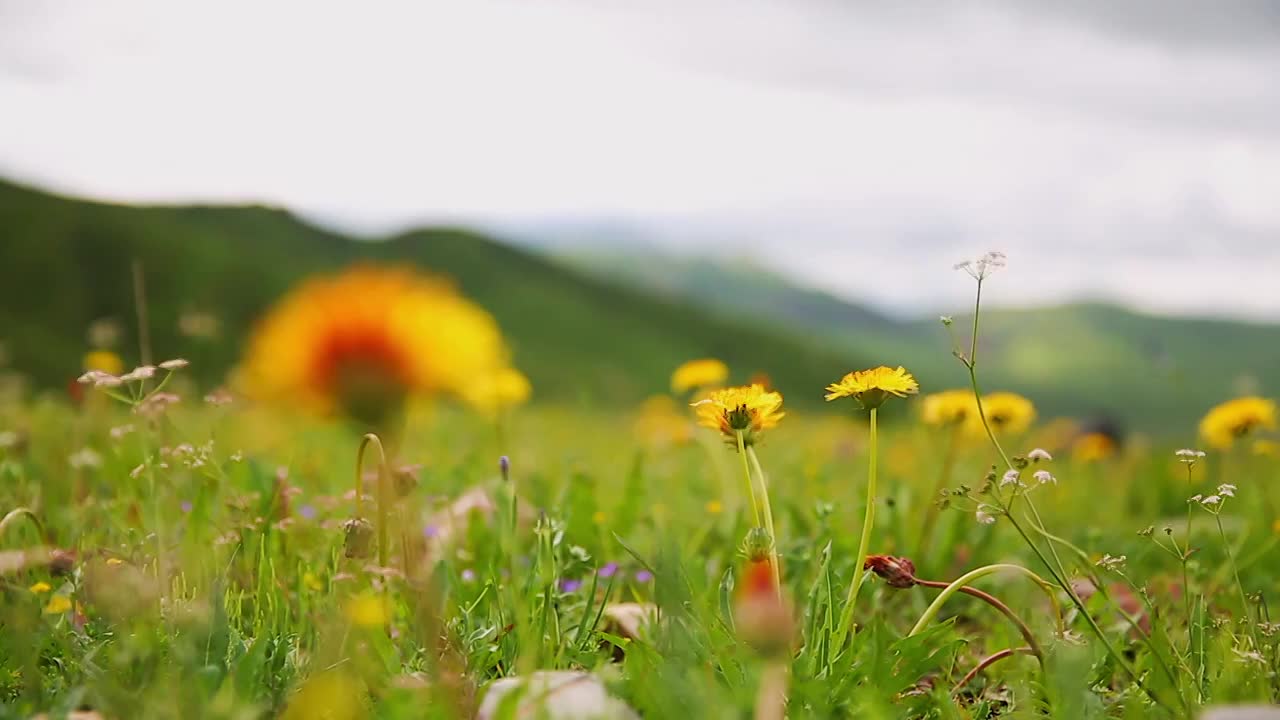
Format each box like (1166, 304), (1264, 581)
(1, 188), (1279, 719)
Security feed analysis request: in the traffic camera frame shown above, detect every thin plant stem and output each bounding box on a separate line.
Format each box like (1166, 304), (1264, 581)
(746, 446), (783, 594)
(919, 424), (960, 557)
(0, 507), (46, 543)
(910, 564), (1052, 639)
(834, 407), (879, 650)
(736, 431), (763, 528)
(754, 661), (788, 720)
(356, 433), (391, 568)
(1183, 463), (1196, 654)
(914, 578), (1044, 663)
(1216, 512), (1264, 656)
(951, 647), (1035, 695)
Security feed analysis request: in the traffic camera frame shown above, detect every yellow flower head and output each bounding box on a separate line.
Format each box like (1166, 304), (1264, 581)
(460, 366), (531, 415)
(43, 595), (72, 615)
(83, 349), (124, 376)
(1199, 396), (1277, 449)
(1072, 432), (1117, 462)
(693, 384), (784, 446)
(825, 366), (919, 410)
(345, 593), (391, 628)
(282, 671), (367, 720)
(633, 394), (693, 447)
(671, 358), (730, 394)
(920, 389), (977, 427)
(29, 581), (51, 594)
(967, 392), (1036, 435)
(239, 265), (509, 425)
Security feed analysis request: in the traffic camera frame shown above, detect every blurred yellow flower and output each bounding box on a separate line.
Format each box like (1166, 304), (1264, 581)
(282, 671), (367, 720)
(825, 366), (918, 410)
(303, 572), (323, 592)
(969, 392), (1036, 435)
(43, 595), (72, 614)
(592, 511), (607, 524)
(240, 265), (509, 425)
(345, 593), (390, 627)
(706, 500), (723, 515)
(1071, 432), (1117, 462)
(460, 366), (531, 415)
(83, 349), (124, 376)
(633, 395), (693, 447)
(920, 389), (976, 427)
(671, 358), (729, 394)
(1200, 397), (1277, 449)
(29, 581), (51, 594)
(1254, 439), (1278, 457)
(693, 384), (784, 446)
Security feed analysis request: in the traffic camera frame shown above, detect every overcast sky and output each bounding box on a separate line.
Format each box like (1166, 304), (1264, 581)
(3, 0), (1279, 319)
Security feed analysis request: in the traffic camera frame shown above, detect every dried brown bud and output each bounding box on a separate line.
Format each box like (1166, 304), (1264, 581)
(863, 555), (917, 589)
(48, 549), (77, 576)
(343, 517), (375, 559)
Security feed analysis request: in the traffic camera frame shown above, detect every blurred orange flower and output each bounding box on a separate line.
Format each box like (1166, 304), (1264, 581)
(239, 265), (509, 425)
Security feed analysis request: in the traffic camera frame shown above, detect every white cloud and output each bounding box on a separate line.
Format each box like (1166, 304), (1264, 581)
(1, 0), (1278, 317)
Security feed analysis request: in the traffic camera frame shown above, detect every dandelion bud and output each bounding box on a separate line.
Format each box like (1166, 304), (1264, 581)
(734, 559), (793, 659)
(342, 517), (375, 559)
(741, 527), (775, 563)
(863, 555), (917, 589)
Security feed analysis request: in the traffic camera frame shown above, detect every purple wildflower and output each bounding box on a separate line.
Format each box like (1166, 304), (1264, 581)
(634, 569), (654, 583)
(461, 568), (476, 583)
(298, 504), (317, 520)
(499, 455), (510, 481)
(423, 524), (440, 539)
(180, 500), (193, 514)
(559, 578), (583, 593)
(598, 562), (619, 579)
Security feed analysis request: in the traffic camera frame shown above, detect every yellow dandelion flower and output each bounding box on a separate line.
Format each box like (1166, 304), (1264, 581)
(693, 384), (785, 446)
(460, 366), (531, 415)
(1071, 432), (1117, 462)
(43, 595), (72, 615)
(1199, 397), (1277, 449)
(920, 389), (976, 427)
(345, 594), (390, 628)
(671, 358), (729, 394)
(303, 572), (324, 592)
(967, 392), (1036, 436)
(29, 581), (51, 594)
(239, 265), (509, 426)
(825, 366), (919, 410)
(592, 510), (607, 524)
(282, 671), (367, 720)
(105, 557), (124, 567)
(633, 395), (693, 447)
(83, 349), (124, 376)
(706, 500), (723, 515)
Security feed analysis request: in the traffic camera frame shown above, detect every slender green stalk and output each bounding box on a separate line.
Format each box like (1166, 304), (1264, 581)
(951, 647), (1035, 694)
(0, 507), (45, 543)
(356, 433), (391, 568)
(736, 431), (763, 528)
(909, 563), (1053, 639)
(834, 407), (879, 649)
(746, 446), (783, 594)
(1216, 513), (1264, 657)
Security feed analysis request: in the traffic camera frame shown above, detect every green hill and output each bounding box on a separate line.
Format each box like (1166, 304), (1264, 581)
(557, 248), (1280, 433)
(0, 179), (864, 407)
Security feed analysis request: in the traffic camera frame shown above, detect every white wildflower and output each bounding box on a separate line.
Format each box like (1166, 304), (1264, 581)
(68, 448), (103, 470)
(1033, 470), (1056, 485)
(1201, 495), (1221, 506)
(1233, 648), (1266, 665)
(1217, 483), (1236, 498)
(1000, 469), (1022, 487)
(975, 507), (997, 525)
(1176, 448), (1206, 465)
(158, 358), (189, 370)
(121, 365), (157, 382)
(1027, 448), (1052, 462)
(1188, 494), (1203, 503)
(1096, 554), (1126, 572)
(109, 424), (135, 440)
(203, 388), (234, 406)
(130, 464), (146, 479)
(955, 251), (1007, 280)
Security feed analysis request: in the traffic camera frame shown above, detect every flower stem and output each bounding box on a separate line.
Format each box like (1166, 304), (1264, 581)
(834, 407), (879, 649)
(909, 564), (1052, 659)
(357, 433), (391, 568)
(0, 507), (46, 544)
(736, 431), (763, 528)
(753, 661), (788, 720)
(951, 647), (1035, 694)
(746, 446), (783, 595)
(1216, 513), (1264, 658)
(914, 578), (1044, 663)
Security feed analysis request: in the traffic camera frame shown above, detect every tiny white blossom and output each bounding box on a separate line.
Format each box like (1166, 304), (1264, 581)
(1033, 470), (1056, 485)
(1176, 448), (1206, 465)
(158, 358), (189, 370)
(1000, 469), (1022, 487)
(1201, 495), (1221, 506)
(1027, 448), (1052, 462)
(955, 251), (1007, 280)
(1217, 483), (1236, 497)
(1096, 554), (1127, 572)
(130, 464), (146, 479)
(109, 424), (135, 440)
(68, 448), (103, 470)
(121, 365), (157, 382)
(1188, 494), (1203, 503)
(77, 370), (109, 385)
(976, 510), (996, 525)
(1233, 648), (1266, 665)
